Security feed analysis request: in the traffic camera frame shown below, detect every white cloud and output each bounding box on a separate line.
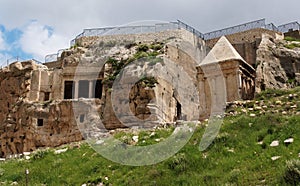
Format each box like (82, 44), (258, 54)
(19, 21), (69, 61)
(0, 0), (299, 62)
(0, 0), (109, 37)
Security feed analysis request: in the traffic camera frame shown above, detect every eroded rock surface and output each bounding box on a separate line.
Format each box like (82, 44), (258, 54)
(255, 34), (300, 92)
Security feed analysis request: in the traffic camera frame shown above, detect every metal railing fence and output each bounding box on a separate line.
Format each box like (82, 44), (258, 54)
(203, 19), (267, 40)
(278, 21), (300, 33)
(0, 57), (42, 69)
(46, 19), (300, 63)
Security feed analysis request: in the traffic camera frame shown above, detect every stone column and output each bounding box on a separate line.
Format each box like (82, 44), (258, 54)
(210, 77), (217, 113)
(243, 77), (247, 99)
(89, 80), (93, 98)
(247, 79), (251, 97)
(199, 78), (206, 114)
(37, 70), (41, 101)
(225, 74), (230, 101)
(239, 73), (242, 89)
(74, 81), (79, 99)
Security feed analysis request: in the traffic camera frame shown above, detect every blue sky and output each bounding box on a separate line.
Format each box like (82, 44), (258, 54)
(0, 0), (299, 66)
(0, 25), (32, 62)
(0, 20), (70, 66)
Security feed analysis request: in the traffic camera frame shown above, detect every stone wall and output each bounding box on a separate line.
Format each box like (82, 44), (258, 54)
(76, 30), (183, 48)
(205, 28), (283, 66)
(232, 42), (259, 66)
(44, 61), (62, 69)
(206, 28), (283, 48)
(285, 30), (300, 39)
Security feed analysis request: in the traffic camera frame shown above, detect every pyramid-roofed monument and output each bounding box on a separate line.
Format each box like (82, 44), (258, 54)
(200, 36), (246, 66)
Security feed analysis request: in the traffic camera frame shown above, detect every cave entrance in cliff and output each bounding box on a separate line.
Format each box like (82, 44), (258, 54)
(78, 80), (89, 98)
(44, 92), (50, 101)
(37, 119), (44, 127)
(64, 81), (75, 99)
(176, 102), (182, 120)
(94, 80), (103, 99)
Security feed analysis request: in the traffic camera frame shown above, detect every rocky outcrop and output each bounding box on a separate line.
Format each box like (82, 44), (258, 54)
(0, 35), (194, 157)
(255, 34), (300, 93)
(0, 61), (38, 157)
(0, 62), (84, 157)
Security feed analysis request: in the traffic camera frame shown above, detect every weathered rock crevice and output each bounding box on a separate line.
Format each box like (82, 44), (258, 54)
(255, 34), (300, 93)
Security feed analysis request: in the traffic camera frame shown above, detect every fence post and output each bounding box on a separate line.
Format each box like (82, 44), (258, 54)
(25, 169), (29, 186)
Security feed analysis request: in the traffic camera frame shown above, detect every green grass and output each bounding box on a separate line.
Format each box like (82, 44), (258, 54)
(102, 42), (164, 87)
(1, 88), (300, 185)
(284, 36), (300, 42)
(284, 43), (300, 49)
(284, 37), (300, 49)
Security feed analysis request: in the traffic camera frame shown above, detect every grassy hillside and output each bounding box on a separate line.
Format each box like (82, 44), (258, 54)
(1, 88), (300, 185)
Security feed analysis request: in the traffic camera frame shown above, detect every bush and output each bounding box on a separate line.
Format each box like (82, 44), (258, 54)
(138, 76), (158, 88)
(124, 42), (136, 49)
(106, 57), (118, 65)
(32, 150), (49, 160)
(134, 51), (149, 59)
(150, 43), (163, 51)
(167, 153), (188, 173)
(137, 44), (149, 52)
(0, 168), (4, 176)
(283, 159), (300, 185)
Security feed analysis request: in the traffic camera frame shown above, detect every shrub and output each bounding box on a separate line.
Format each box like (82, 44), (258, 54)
(134, 51), (149, 59)
(70, 43), (79, 49)
(126, 57), (136, 64)
(228, 169), (240, 183)
(86, 177), (103, 185)
(124, 42), (136, 49)
(0, 168), (4, 176)
(106, 57), (118, 65)
(137, 44), (149, 52)
(150, 43), (163, 51)
(138, 76), (158, 88)
(7, 174), (22, 182)
(288, 78), (296, 84)
(283, 159), (300, 185)
(148, 51), (160, 57)
(32, 150), (49, 160)
(167, 153), (188, 173)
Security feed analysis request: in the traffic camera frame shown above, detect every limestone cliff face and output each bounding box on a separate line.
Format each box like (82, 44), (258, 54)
(0, 30), (207, 157)
(0, 62), (84, 157)
(0, 61), (37, 157)
(255, 34), (300, 93)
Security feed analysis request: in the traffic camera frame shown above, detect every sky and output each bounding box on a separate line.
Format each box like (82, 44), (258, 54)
(0, 0), (299, 65)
